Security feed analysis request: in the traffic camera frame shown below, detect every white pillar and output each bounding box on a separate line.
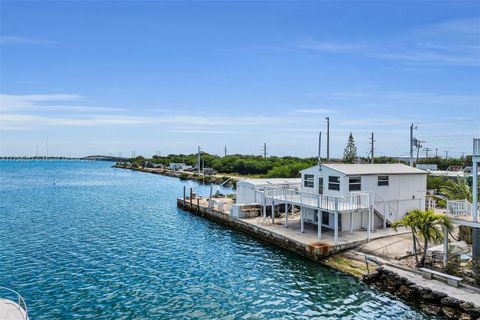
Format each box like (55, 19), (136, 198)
(334, 212), (338, 243)
(263, 196), (266, 219)
(350, 211), (353, 234)
(473, 144), (478, 222)
(271, 200), (275, 224)
(300, 207), (304, 233)
(383, 202), (387, 229)
(318, 210), (322, 239)
(284, 203), (288, 228)
(300, 194), (304, 233)
(367, 204), (372, 242)
(443, 225), (449, 267)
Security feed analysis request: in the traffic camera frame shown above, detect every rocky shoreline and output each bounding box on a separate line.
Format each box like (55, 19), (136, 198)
(364, 267), (480, 319)
(113, 164), (238, 188)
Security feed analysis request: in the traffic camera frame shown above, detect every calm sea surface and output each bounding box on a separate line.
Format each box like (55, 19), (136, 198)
(0, 161), (434, 319)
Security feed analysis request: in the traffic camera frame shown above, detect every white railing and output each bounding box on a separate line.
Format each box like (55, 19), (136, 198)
(264, 187), (369, 212)
(446, 199), (472, 218)
(0, 286), (28, 320)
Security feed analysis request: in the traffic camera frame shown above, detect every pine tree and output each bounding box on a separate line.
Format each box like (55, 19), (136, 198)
(343, 132), (357, 163)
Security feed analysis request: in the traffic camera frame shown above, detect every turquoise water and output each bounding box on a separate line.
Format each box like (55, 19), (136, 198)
(0, 161), (433, 319)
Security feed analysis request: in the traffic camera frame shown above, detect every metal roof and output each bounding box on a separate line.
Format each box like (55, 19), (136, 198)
(237, 178), (301, 186)
(321, 163), (427, 175)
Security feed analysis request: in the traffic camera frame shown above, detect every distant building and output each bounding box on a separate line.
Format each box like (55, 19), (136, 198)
(203, 168), (217, 175)
(416, 164), (438, 171)
(168, 162), (186, 171)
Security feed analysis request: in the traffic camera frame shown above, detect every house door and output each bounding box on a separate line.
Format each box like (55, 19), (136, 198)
(318, 177), (323, 195)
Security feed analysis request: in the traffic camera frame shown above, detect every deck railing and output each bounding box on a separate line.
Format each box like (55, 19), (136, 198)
(264, 187), (370, 212)
(446, 199), (472, 219)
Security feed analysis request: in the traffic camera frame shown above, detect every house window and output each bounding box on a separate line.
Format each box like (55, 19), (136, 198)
(349, 176), (361, 191)
(328, 176), (340, 191)
(378, 175), (389, 186)
(318, 177), (323, 194)
(304, 174), (314, 188)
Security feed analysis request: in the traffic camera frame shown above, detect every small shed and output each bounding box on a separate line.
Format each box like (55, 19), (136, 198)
(236, 178), (301, 204)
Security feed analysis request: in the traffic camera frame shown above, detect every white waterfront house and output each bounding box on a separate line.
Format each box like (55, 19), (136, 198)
(298, 163), (427, 231)
(235, 163), (427, 242)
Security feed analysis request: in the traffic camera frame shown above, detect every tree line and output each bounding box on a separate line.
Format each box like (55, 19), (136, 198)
(127, 133), (473, 177)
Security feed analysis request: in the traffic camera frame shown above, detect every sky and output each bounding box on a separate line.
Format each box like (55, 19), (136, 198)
(0, 1), (479, 158)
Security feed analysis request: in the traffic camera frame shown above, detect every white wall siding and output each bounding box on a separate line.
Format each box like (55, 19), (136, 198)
(236, 183), (258, 204)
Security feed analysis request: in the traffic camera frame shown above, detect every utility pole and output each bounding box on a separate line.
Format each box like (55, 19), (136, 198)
(415, 140), (424, 165)
(224, 145), (227, 157)
(197, 146), (201, 174)
(424, 147), (431, 158)
(263, 142), (267, 158)
(325, 117), (330, 160)
(370, 132), (375, 164)
(409, 124), (414, 166)
(318, 131), (322, 165)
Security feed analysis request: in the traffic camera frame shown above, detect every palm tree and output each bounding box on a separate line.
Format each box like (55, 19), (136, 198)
(440, 176), (474, 203)
(392, 211), (421, 266)
(392, 209), (451, 267)
(415, 210), (452, 266)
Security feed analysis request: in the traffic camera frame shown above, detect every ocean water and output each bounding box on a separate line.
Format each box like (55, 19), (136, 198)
(0, 161), (434, 319)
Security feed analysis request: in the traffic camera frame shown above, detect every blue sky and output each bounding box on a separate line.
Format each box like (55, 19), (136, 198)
(0, 1), (479, 158)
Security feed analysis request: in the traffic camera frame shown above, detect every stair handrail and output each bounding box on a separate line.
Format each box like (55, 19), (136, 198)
(373, 193), (398, 222)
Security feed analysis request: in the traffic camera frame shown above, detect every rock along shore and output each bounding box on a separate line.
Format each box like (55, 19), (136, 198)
(113, 164), (238, 188)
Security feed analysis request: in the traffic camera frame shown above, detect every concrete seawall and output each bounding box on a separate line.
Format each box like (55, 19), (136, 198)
(177, 198), (368, 261)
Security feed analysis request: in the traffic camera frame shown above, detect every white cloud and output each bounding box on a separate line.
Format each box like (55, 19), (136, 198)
(288, 17), (480, 67)
(0, 36), (58, 45)
(293, 108), (336, 114)
(0, 94), (124, 113)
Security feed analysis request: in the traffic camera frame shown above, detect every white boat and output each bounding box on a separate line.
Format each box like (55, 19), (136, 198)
(0, 287), (28, 320)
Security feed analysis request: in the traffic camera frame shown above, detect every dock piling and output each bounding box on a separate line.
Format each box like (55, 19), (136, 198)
(183, 186), (186, 208)
(189, 188), (193, 208)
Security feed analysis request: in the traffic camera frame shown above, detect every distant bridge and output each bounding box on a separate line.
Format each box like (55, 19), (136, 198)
(0, 155), (129, 162)
(82, 155), (129, 162)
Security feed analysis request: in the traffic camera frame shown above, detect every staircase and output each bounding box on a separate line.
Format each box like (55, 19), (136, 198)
(373, 193), (398, 228)
(374, 209), (392, 227)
